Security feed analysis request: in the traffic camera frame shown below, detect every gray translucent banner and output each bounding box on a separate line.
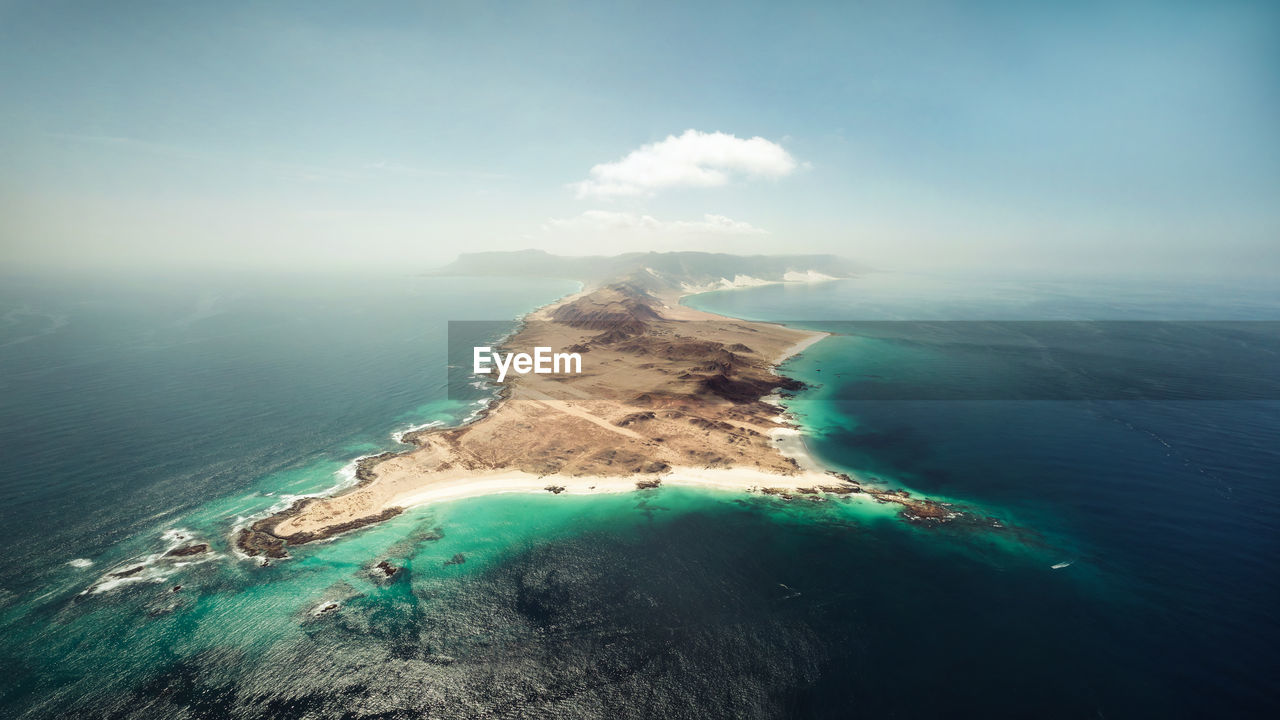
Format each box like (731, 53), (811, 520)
(448, 321), (1280, 402)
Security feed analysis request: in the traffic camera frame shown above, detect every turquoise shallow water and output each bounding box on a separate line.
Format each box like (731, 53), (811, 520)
(1, 271), (1277, 718)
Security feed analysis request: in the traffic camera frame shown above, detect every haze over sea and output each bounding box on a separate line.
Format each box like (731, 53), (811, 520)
(1, 271), (1277, 718)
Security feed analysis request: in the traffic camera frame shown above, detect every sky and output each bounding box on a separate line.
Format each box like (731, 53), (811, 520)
(1, 0), (1277, 276)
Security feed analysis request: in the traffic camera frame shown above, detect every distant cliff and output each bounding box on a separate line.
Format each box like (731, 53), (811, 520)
(428, 250), (865, 292)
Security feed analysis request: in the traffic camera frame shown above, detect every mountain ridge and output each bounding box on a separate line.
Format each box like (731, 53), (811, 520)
(428, 250), (866, 292)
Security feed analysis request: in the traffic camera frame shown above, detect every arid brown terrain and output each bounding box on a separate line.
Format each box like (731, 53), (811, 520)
(238, 282), (965, 559)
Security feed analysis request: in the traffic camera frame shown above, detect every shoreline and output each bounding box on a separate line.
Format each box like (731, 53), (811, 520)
(236, 279), (971, 559)
(772, 330), (828, 365)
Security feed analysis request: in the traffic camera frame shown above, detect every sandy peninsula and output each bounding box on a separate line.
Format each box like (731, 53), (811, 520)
(237, 281), (958, 559)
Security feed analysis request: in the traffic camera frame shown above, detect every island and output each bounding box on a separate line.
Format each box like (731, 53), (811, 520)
(237, 253), (965, 559)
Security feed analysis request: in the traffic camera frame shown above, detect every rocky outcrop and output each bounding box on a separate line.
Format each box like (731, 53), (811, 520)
(164, 543), (208, 558)
(551, 284), (661, 333)
(236, 524), (288, 559)
(616, 411), (656, 427)
(236, 502), (403, 558)
(356, 452), (399, 482)
(697, 372), (805, 404)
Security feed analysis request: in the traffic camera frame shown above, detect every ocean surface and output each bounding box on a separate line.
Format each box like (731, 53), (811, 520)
(1, 270), (1277, 718)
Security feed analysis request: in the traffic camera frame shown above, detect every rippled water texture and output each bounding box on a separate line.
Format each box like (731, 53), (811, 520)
(1, 271), (1277, 718)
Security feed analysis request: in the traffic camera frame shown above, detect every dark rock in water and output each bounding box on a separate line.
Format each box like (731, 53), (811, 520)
(236, 526), (289, 559)
(318, 603), (339, 614)
(171, 585), (182, 593)
(443, 553), (466, 566)
(375, 560), (398, 578)
(897, 500), (960, 527)
(635, 478), (662, 489)
(109, 566), (145, 578)
(259, 559), (271, 567)
(165, 543), (208, 558)
(544, 485), (566, 494)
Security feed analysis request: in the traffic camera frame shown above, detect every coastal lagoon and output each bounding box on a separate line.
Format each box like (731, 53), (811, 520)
(1, 272), (1277, 717)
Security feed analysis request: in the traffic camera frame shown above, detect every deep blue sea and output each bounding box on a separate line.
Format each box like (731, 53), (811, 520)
(1, 270), (1277, 718)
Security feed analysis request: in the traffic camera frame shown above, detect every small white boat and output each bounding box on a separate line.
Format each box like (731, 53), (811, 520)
(1051, 561), (1073, 570)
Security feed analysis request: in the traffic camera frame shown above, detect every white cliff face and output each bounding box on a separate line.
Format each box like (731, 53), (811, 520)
(671, 269), (840, 295)
(783, 270), (838, 283)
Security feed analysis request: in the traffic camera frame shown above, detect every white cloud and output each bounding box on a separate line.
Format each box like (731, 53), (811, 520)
(571, 130), (798, 199)
(544, 210), (767, 235)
